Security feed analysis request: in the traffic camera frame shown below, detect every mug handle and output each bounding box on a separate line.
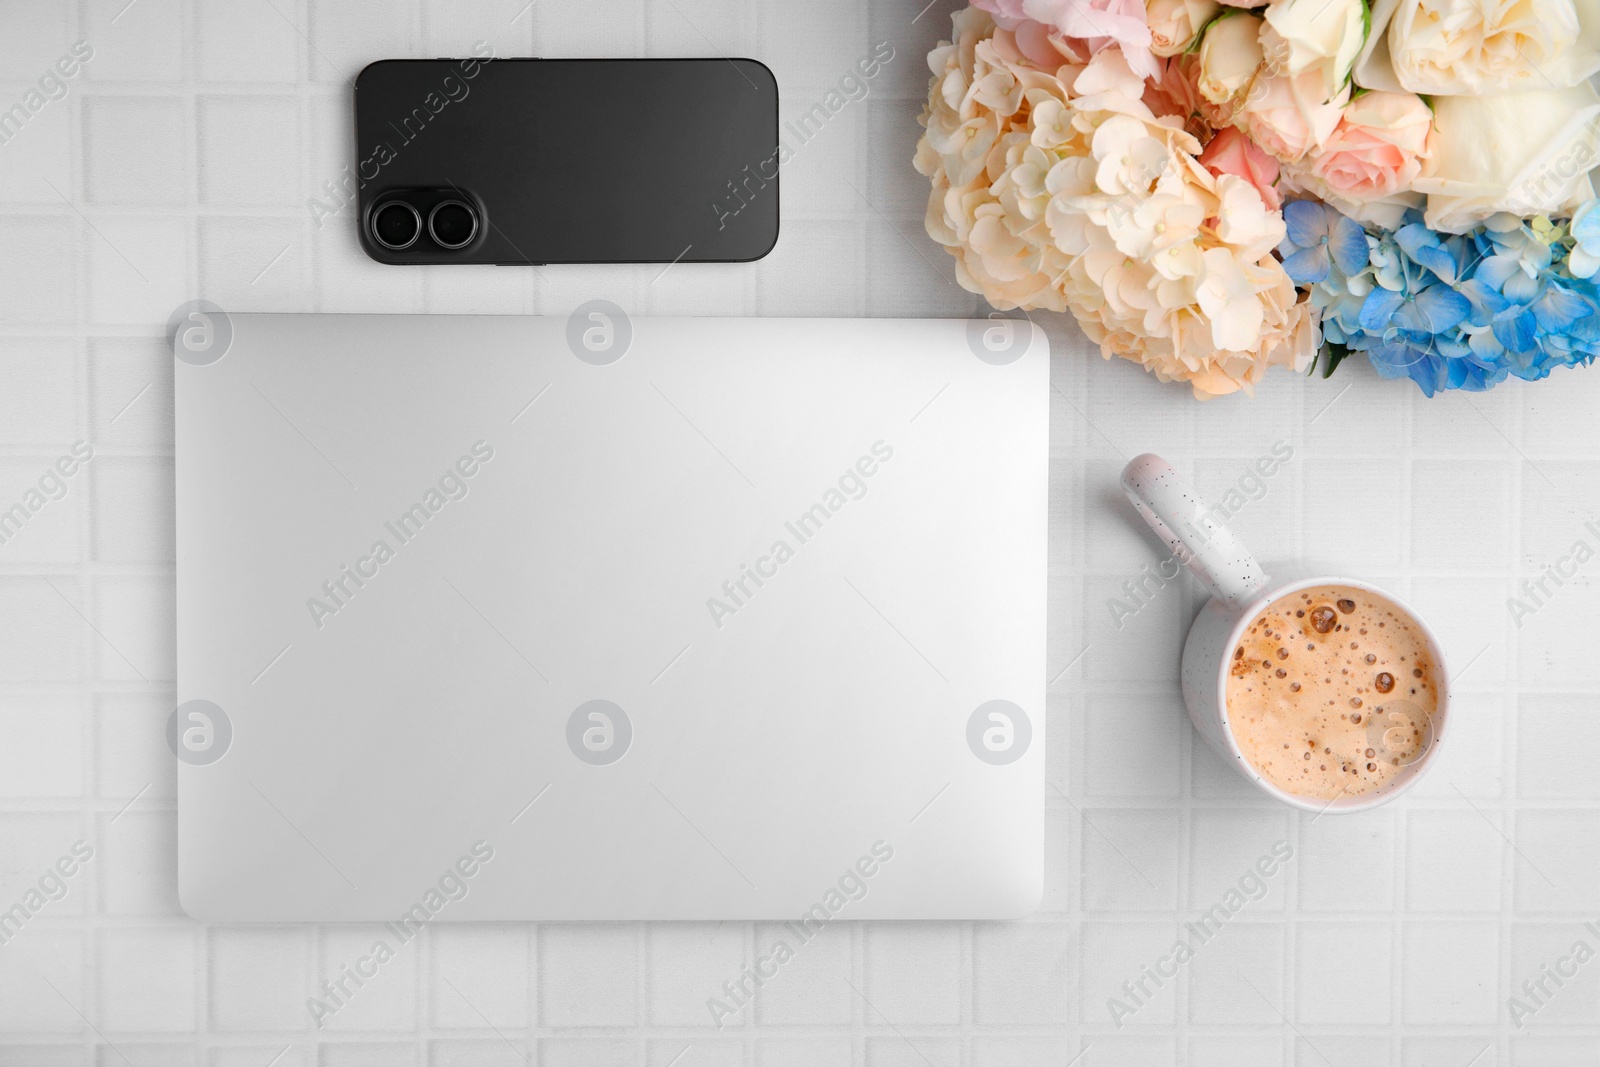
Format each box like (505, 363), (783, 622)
(1120, 453), (1269, 605)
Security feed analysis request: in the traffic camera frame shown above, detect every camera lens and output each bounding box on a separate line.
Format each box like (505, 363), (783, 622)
(428, 200), (479, 249)
(372, 201), (421, 250)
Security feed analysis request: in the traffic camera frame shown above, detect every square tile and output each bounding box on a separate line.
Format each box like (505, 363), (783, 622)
(1187, 810), (1293, 913)
(1517, 694), (1600, 799)
(1412, 461), (1512, 570)
(1080, 921), (1179, 1026)
(1401, 922), (1499, 1024)
(1189, 1036), (1284, 1067)
(1294, 923), (1392, 1024)
(1402, 1037), (1501, 1067)
(83, 0), (185, 81)
(96, 808), (179, 916)
(1511, 1037), (1596, 1066)
(646, 923), (743, 1027)
(0, 216), (74, 325)
(317, 925), (417, 1032)
(1305, 458), (1404, 570)
(0, 813), (87, 921)
(1186, 923), (1285, 1025)
(532, 0), (643, 54)
(864, 1036), (959, 1067)
(0, 339), (80, 445)
(1407, 690), (1507, 800)
(0, 930), (85, 1033)
(1513, 810), (1600, 912)
(91, 457), (173, 563)
(0, 697), (84, 797)
(210, 928), (314, 1030)
(1507, 923), (1600, 1026)
(776, 97), (861, 219)
(87, 217), (189, 326)
(319, 1045), (416, 1067)
(1081, 575), (1189, 684)
(1303, 377), (1406, 455)
(1514, 573), (1599, 687)
(756, 1040), (852, 1067)
(427, 1039), (529, 1067)
(0, 0), (74, 73)
(429, 925), (530, 1029)
(92, 574), (176, 683)
(1079, 809), (1181, 912)
(1409, 387), (1514, 458)
(196, 0), (299, 82)
(0, 576), (84, 681)
(1083, 1037), (1178, 1067)
(648, 1041), (742, 1067)
(0, 456), (87, 563)
(867, 3), (958, 102)
(864, 220), (970, 318)
(1405, 810), (1504, 912)
(646, 0), (749, 52)
(538, 1038), (634, 1067)
(1081, 694), (1183, 798)
(1295, 1036), (1391, 1066)
(540, 924), (637, 1027)
(96, 691), (178, 801)
(755, 220), (863, 316)
(1295, 809), (1395, 911)
(83, 96), (186, 205)
(971, 922), (1073, 1026)
(1409, 577), (1507, 687)
(969, 1038), (1079, 1067)
(197, 95), (301, 206)
(752, 920), (852, 1026)
(863, 924), (962, 1025)
(97, 926), (196, 1031)
(91, 336), (174, 449)
(759, 0), (868, 90)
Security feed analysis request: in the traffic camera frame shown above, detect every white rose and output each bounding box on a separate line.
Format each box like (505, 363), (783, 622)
(1260, 0), (1366, 102)
(1412, 82), (1600, 233)
(1146, 0), (1223, 56)
(1196, 12), (1265, 105)
(1355, 0), (1600, 95)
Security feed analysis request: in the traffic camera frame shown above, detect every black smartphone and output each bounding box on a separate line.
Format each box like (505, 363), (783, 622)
(352, 54), (780, 265)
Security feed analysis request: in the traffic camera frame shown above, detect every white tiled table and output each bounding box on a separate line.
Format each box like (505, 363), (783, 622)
(2, 0), (1599, 1063)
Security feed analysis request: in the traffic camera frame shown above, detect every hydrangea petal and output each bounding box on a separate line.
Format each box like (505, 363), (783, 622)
(1282, 245), (1331, 284)
(1492, 308), (1537, 353)
(1396, 224), (1458, 284)
(1358, 287), (1406, 332)
(1571, 245), (1600, 280)
(1458, 278), (1511, 327)
(1283, 199), (1329, 250)
(1408, 285), (1472, 334)
(1571, 201), (1600, 246)
(1474, 255), (1520, 292)
(1328, 216), (1370, 276)
(1533, 286), (1593, 333)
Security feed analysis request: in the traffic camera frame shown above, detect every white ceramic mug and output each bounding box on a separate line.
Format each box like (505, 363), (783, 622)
(1120, 453), (1450, 813)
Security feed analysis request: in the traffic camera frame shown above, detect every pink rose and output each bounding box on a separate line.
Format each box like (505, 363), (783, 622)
(1304, 90), (1433, 201)
(971, 0), (1158, 78)
(1199, 125), (1283, 209)
(1238, 69), (1344, 163)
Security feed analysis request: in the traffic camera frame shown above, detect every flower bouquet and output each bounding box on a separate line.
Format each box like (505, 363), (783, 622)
(914, 0), (1600, 397)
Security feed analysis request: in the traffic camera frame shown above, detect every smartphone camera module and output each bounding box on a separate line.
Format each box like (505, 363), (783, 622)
(428, 200), (480, 250)
(371, 200), (422, 251)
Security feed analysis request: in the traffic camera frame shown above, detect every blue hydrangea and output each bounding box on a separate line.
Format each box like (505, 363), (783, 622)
(1288, 200), (1600, 396)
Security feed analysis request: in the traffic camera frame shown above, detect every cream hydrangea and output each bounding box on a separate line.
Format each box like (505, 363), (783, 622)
(915, 9), (1315, 399)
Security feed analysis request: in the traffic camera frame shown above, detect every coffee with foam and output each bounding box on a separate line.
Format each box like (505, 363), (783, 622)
(1225, 585), (1439, 801)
